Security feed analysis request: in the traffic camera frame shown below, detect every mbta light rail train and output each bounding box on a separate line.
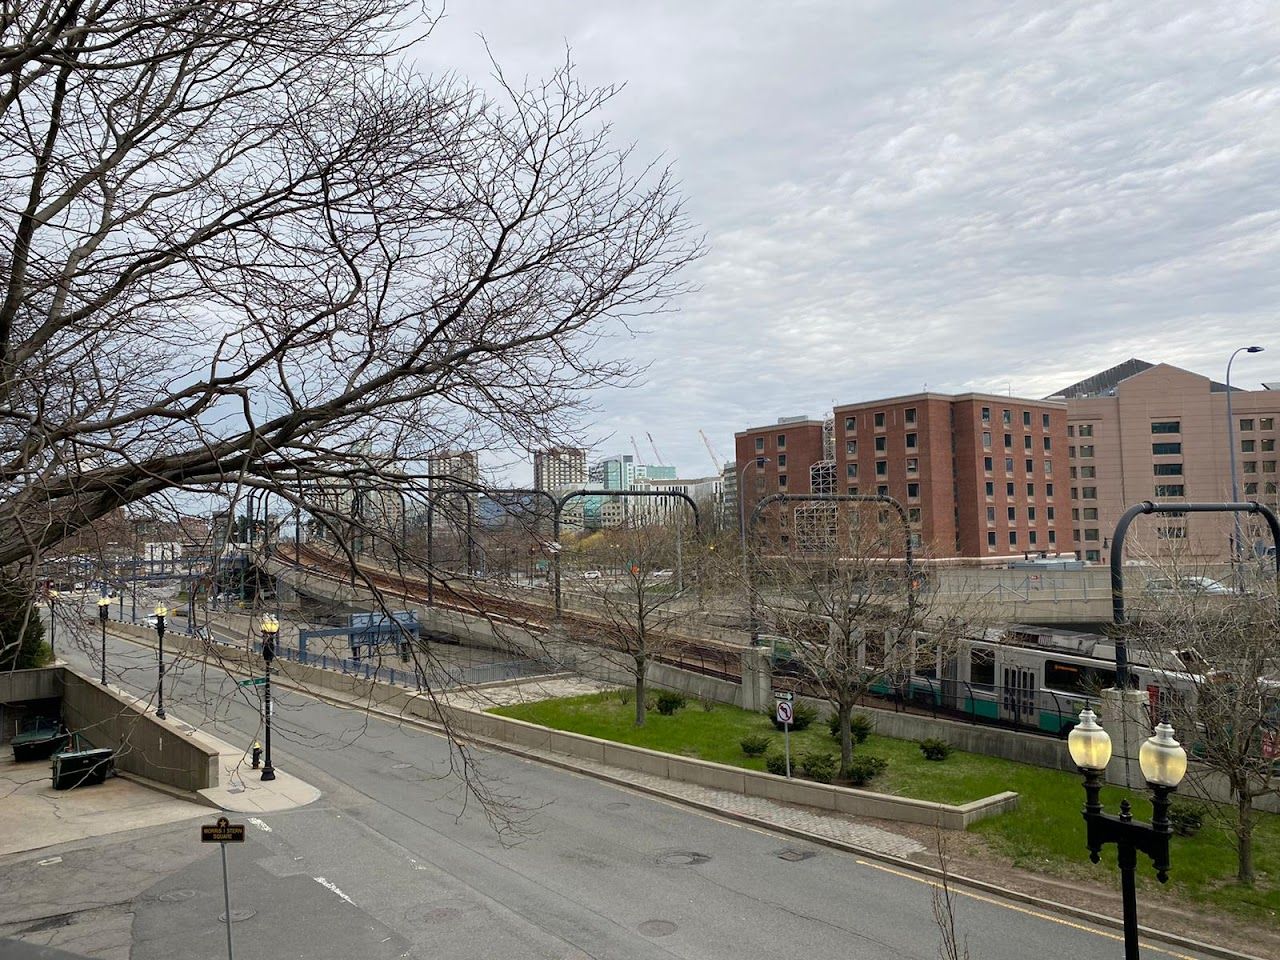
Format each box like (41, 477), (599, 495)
(769, 623), (1207, 738)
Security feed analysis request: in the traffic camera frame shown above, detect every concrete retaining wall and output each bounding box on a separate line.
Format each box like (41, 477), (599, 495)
(59, 667), (219, 792)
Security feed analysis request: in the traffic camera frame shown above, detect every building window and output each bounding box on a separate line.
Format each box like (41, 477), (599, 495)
(755, 457), (766, 470)
(1245, 482), (1258, 495)
(1240, 418), (1255, 431)
(845, 416), (857, 432)
(1150, 421), (1180, 434)
(1153, 442), (1183, 455)
(1080, 466), (1096, 479)
(1048, 530), (1057, 545)
(1044, 460), (1053, 476)
(1028, 506), (1037, 521)
(1078, 424), (1094, 438)
(1085, 549), (1100, 562)
(1067, 425), (1075, 437)
(1268, 482), (1279, 494)
(1241, 439), (1256, 453)
(755, 437), (764, 451)
(1029, 530), (1038, 545)
(1004, 457), (1014, 472)
(1023, 435), (1032, 450)
(875, 435), (886, 452)
(1006, 482), (1015, 497)
(982, 431), (992, 447)
(1023, 411), (1032, 427)
(1042, 436), (1051, 451)
(876, 460), (887, 477)
(777, 454), (787, 468)
(1047, 506), (1055, 521)
(1002, 409), (1011, 425)
(1070, 466), (1077, 479)
(847, 485), (859, 495)
(1007, 506), (1016, 521)
(1084, 528), (1100, 541)
(984, 481), (994, 497)
(1157, 526), (1186, 540)
(1153, 463), (1183, 476)
(1071, 487), (1078, 500)
(777, 434), (786, 449)
(1081, 486), (1097, 499)
(905, 407), (917, 425)
(1153, 484), (1184, 497)
(987, 531), (997, 547)
(1004, 433), (1013, 449)
(1261, 417), (1274, 431)
(981, 407), (991, 424)
(1072, 508), (1080, 521)
(1264, 461), (1277, 474)
(1244, 460), (1258, 474)
(984, 456), (993, 472)
(876, 484), (888, 496)
(1046, 482), (1054, 497)
(908, 507), (922, 523)
(1026, 482), (1035, 496)
(874, 412), (886, 428)
(778, 474), (787, 488)
(1025, 459), (1034, 474)
(1079, 445), (1094, 458)
(906, 432), (918, 450)
(1008, 530), (1017, 545)
(1073, 528), (1081, 542)
(847, 463), (858, 478)
(987, 506), (996, 523)
(906, 458), (919, 473)
(1082, 507), (1098, 520)
(1042, 413), (1051, 429)
(1263, 439), (1275, 452)
(846, 440), (857, 456)
(907, 482), (920, 499)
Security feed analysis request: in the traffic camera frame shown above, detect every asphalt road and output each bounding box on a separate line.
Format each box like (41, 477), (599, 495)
(46, 631), (1206, 960)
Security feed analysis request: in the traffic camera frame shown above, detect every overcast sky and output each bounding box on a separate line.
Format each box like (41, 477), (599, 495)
(419, 2), (1280, 481)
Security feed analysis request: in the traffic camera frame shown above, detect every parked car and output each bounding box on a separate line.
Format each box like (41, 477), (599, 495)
(1144, 576), (1231, 595)
(652, 569), (675, 579)
(581, 570), (602, 580)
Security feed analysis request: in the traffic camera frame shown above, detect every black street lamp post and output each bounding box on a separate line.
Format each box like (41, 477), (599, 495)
(1067, 710), (1188, 960)
(47, 590), (58, 658)
(260, 614), (278, 781)
(97, 596), (111, 684)
(154, 604), (167, 719)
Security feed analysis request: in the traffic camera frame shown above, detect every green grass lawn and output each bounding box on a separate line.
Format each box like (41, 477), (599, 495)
(493, 690), (1280, 922)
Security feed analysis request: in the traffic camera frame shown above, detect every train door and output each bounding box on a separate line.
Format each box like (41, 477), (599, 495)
(1001, 664), (1038, 726)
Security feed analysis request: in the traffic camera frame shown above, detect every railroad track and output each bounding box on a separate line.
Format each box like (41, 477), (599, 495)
(277, 545), (744, 683)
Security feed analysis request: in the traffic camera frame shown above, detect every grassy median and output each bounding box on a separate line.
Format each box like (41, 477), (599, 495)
(492, 690), (1280, 922)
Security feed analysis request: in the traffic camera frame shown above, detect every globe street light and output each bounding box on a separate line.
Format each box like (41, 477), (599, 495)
(154, 604), (167, 719)
(1067, 709), (1187, 960)
(1226, 345), (1265, 578)
(260, 614), (279, 781)
(97, 597), (112, 684)
(47, 589), (58, 659)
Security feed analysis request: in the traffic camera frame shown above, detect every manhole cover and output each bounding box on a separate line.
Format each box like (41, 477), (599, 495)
(655, 851), (710, 867)
(155, 889), (197, 903)
(776, 849), (817, 862)
(604, 801), (630, 811)
(219, 909), (257, 923)
(638, 919), (677, 937)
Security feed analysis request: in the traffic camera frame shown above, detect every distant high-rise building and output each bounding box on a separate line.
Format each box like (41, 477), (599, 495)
(427, 450), (480, 491)
(533, 447), (587, 492)
(589, 453), (636, 490)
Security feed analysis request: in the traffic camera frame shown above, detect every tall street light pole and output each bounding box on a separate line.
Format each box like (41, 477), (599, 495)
(47, 589), (58, 659)
(260, 614), (279, 781)
(97, 596), (111, 684)
(154, 604), (167, 719)
(1226, 345), (1265, 578)
(738, 456), (769, 603)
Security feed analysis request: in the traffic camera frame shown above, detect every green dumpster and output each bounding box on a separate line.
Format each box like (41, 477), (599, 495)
(51, 747), (114, 790)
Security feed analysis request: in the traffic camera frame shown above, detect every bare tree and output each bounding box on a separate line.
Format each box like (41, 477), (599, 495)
(566, 523), (690, 726)
(0, 2), (698, 572)
(750, 501), (977, 780)
(1130, 578), (1280, 885)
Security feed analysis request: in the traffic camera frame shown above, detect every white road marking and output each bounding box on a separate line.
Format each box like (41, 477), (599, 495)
(313, 876), (356, 906)
(36, 857), (62, 866)
(247, 817), (272, 832)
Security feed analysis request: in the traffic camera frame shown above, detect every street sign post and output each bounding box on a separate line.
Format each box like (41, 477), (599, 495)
(201, 817), (245, 960)
(774, 693), (794, 779)
(237, 676), (267, 687)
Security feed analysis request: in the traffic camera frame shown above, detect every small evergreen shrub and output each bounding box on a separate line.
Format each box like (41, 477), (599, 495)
(765, 753), (791, 776)
(767, 700), (816, 731)
(800, 751), (837, 783)
(845, 755), (889, 786)
(828, 712), (873, 744)
(919, 738), (952, 762)
(740, 734), (772, 757)
(1169, 802), (1207, 837)
(655, 692), (687, 715)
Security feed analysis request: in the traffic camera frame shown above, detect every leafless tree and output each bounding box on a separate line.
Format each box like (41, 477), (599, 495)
(1129, 571), (1280, 884)
(750, 501), (979, 780)
(566, 523), (690, 726)
(0, 1), (699, 572)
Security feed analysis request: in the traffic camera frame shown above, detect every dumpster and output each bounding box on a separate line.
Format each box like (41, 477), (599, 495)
(12, 718), (68, 762)
(51, 747), (114, 790)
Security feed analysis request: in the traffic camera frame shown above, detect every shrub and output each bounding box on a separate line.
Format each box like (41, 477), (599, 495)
(919, 738), (951, 762)
(740, 734), (772, 757)
(800, 751), (837, 783)
(828, 711), (873, 744)
(655, 692), (687, 715)
(767, 700), (816, 731)
(845, 755), (888, 787)
(700, 698), (715, 712)
(617, 688), (632, 705)
(765, 753), (791, 776)
(1169, 802), (1207, 837)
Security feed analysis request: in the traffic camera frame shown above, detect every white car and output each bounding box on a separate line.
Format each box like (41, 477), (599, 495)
(1144, 576), (1231, 595)
(581, 570), (602, 580)
(652, 569), (675, 579)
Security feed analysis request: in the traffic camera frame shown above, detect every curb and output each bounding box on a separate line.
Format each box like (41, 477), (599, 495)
(104, 626), (1263, 960)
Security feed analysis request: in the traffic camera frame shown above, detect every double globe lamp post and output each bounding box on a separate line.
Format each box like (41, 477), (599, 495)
(97, 596), (112, 684)
(259, 614), (279, 781)
(1067, 709), (1188, 960)
(153, 604), (167, 719)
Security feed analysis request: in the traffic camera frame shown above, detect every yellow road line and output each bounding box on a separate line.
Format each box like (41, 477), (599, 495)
(854, 859), (1199, 960)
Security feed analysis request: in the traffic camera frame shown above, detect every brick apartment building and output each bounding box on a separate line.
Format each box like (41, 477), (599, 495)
(1050, 359), (1280, 564)
(736, 396), (1070, 558)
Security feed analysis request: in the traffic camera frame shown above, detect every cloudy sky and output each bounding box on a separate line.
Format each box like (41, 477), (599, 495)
(419, 1), (1280, 481)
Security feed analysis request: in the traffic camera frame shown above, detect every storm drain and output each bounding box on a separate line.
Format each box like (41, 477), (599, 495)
(655, 851), (710, 867)
(219, 909), (257, 923)
(775, 848), (817, 862)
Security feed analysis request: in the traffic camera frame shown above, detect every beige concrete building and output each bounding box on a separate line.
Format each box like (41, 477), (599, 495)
(1049, 360), (1280, 564)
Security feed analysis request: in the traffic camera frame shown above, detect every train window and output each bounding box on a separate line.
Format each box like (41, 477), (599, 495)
(970, 647), (995, 688)
(1044, 658), (1109, 696)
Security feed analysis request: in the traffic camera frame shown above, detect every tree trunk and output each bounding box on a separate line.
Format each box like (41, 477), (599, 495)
(1236, 792), (1255, 884)
(634, 656), (647, 727)
(838, 700), (853, 780)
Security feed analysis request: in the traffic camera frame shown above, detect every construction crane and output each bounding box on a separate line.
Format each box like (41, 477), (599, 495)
(699, 429), (725, 474)
(646, 432), (669, 466)
(630, 435), (644, 464)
